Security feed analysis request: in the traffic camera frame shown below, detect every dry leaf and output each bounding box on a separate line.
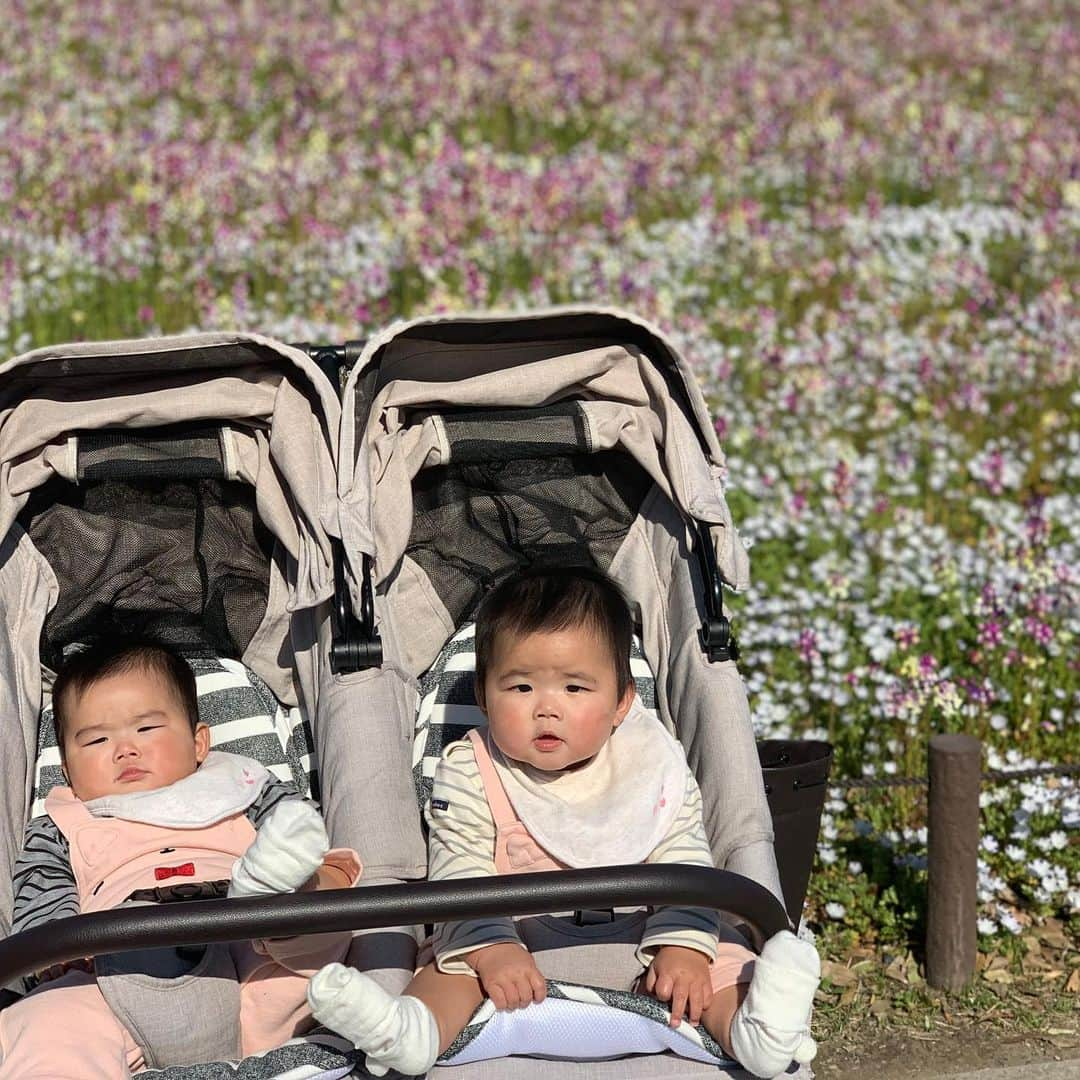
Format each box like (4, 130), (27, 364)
(1039, 930), (1071, 950)
(1066, 968), (1080, 993)
(840, 986), (858, 1006)
(822, 961), (858, 987)
(884, 958), (909, 984)
(983, 969), (1014, 985)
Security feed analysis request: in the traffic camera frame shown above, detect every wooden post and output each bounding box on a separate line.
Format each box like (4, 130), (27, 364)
(926, 733), (981, 989)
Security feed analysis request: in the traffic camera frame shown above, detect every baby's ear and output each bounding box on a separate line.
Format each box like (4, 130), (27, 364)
(194, 722), (211, 764)
(612, 682), (635, 728)
(473, 676), (486, 713)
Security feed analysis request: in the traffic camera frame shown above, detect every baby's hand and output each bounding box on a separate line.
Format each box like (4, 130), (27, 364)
(229, 800), (330, 898)
(645, 945), (714, 1027)
(466, 942), (547, 1011)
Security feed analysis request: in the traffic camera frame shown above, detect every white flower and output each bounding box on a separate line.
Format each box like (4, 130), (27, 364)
(998, 911), (1022, 935)
(848, 861), (863, 875)
(825, 902), (846, 920)
(977, 917), (997, 935)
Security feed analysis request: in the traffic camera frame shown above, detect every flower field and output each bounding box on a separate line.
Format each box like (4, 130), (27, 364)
(2, 2), (1076, 946)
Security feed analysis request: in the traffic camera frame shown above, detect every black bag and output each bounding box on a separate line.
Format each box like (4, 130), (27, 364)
(758, 739), (834, 927)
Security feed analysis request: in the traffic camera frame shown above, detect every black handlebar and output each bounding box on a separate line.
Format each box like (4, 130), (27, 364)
(0, 866), (789, 986)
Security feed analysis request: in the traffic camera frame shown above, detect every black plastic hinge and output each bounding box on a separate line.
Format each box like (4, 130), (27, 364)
(329, 546), (383, 674)
(693, 519), (742, 663)
(700, 614), (740, 663)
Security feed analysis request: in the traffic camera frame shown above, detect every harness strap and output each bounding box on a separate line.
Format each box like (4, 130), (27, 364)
(467, 728), (520, 831)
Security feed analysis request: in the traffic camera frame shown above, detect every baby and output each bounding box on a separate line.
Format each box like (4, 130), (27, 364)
(0, 638), (360, 1078)
(308, 565), (819, 1077)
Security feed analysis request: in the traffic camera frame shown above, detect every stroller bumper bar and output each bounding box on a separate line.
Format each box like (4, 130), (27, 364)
(0, 865), (789, 987)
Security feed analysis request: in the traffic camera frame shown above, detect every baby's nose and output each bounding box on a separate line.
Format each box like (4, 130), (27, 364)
(534, 694), (561, 718)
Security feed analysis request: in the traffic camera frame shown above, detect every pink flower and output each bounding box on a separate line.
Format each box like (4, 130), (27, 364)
(798, 629), (819, 663)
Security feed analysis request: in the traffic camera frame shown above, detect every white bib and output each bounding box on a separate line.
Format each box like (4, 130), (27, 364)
(488, 702), (689, 868)
(84, 751), (270, 828)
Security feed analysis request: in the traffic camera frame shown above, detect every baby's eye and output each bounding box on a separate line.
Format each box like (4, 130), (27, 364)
(511, 684), (532, 693)
(83, 737), (107, 747)
(137, 725), (163, 733)
(566, 685), (588, 694)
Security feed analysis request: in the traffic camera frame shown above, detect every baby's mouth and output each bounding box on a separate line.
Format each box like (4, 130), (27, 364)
(117, 767), (149, 782)
(533, 733), (563, 751)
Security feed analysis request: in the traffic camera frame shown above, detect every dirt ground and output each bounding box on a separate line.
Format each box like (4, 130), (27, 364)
(809, 922), (1078, 1079)
(814, 1024), (1079, 1079)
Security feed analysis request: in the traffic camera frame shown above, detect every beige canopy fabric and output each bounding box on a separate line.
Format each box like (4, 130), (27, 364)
(0, 333), (342, 620)
(339, 309), (749, 676)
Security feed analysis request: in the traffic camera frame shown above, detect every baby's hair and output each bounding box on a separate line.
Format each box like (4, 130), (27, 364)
(52, 638), (200, 751)
(474, 564), (633, 697)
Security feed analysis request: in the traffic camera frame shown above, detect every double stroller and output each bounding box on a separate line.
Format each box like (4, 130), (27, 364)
(0, 308), (831, 1079)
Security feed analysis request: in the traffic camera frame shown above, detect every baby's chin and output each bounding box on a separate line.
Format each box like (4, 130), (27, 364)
(78, 769), (196, 800)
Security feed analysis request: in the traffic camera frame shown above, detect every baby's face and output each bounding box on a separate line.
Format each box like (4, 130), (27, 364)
(61, 667), (210, 802)
(480, 625), (634, 771)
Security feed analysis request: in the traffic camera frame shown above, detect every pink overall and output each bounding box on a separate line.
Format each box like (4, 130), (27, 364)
(467, 729), (756, 992)
(0, 788), (360, 1079)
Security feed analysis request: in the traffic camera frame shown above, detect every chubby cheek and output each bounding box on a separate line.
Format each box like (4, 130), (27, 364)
(488, 705), (532, 755)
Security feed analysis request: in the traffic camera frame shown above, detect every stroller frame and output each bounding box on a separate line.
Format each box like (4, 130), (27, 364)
(0, 311), (831, 1074)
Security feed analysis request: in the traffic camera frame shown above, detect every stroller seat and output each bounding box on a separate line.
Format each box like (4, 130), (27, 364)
(328, 307), (829, 1077)
(0, 333), (363, 1079)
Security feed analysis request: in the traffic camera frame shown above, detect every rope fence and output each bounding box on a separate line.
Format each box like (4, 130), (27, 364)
(833, 761), (1078, 790)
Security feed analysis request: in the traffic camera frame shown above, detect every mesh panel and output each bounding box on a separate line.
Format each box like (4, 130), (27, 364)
(77, 425), (226, 482)
(439, 403), (591, 463)
(407, 450), (652, 628)
(21, 477), (274, 661)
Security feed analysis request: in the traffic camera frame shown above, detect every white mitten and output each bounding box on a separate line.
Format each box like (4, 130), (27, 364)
(228, 800), (330, 898)
(729, 929), (820, 1078)
(308, 962), (440, 1077)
